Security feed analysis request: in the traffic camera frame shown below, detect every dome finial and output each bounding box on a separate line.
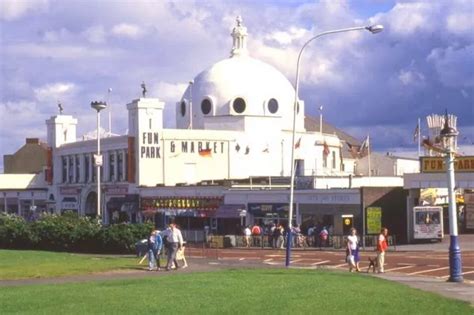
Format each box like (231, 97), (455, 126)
(230, 15), (248, 57)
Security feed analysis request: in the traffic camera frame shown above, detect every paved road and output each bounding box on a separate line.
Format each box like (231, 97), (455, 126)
(186, 246), (474, 282)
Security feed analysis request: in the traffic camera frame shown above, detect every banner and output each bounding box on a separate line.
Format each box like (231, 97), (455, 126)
(420, 156), (474, 173)
(366, 207), (381, 234)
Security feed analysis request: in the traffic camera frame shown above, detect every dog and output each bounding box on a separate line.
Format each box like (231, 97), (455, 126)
(367, 257), (378, 273)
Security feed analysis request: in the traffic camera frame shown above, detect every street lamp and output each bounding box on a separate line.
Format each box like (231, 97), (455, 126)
(439, 111), (463, 282)
(91, 101), (107, 222)
(286, 24), (384, 267)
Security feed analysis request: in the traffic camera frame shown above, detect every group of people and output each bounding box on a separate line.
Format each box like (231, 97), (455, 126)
(147, 222), (188, 271)
(346, 227), (389, 273)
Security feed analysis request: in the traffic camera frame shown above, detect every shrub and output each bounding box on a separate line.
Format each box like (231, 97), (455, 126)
(0, 212), (153, 253)
(0, 213), (35, 249)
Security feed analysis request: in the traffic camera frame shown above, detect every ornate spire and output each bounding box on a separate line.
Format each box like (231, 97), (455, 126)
(230, 16), (248, 57)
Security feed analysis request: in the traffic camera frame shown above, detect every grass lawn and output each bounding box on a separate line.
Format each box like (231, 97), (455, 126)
(0, 250), (138, 279)
(0, 269), (472, 314)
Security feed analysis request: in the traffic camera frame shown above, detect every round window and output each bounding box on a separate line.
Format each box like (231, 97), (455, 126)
(268, 98), (278, 114)
(233, 97), (246, 114)
(180, 101), (186, 117)
(201, 99), (212, 115)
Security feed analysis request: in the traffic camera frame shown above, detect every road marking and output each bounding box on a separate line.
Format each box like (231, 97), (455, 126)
(385, 265), (417, 272)
(208, 262), (220, 265)
(439, 270), (474, 279)
(266, 254), (301, 258)
(398, 263), (417, 266)
(263, 258), (273, 263)
(407, 267), (449, 275)
(427, 264), (440, 267)
(334, 263), (349, 268)
(239, 258), (245, 261)
(311, 260), (330, 266)
(263, 261), (280, 265)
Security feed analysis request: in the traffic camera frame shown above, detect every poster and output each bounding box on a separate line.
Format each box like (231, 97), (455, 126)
(465, 193), (474, 230)
(366, 207), (381, 234)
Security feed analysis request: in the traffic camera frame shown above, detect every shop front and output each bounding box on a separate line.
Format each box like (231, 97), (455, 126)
(59, 187), (81, 214)
(107, 194), (139, 223)
(141, 196), (223, 231)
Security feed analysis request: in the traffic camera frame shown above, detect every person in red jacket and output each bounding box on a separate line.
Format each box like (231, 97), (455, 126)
(376, 227), (389, 273)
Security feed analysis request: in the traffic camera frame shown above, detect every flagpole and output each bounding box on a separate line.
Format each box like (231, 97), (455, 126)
(319, 106), (323, 136)
(418, 117), (421, 157)
(367, 134), (371, 177)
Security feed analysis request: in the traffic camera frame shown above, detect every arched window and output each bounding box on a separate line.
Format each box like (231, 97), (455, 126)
(233, 97), (246, 114)
(268, 98), (278, 114)
(180, 101), (186, 117)
(201, 99), (212, 115)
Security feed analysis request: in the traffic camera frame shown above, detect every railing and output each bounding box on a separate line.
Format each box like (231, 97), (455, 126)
(202, 234), (397, 250)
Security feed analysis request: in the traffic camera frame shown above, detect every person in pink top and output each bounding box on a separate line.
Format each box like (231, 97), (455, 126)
(376, 227), (389, 273)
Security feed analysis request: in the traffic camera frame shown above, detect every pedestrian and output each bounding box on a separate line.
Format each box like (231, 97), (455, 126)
(346, 228), (361, 272)
(165, 222), (184, 271)
(376, 227), (389, 273)
(147, 230), (157, 271)
(319, 226), (329, 248)
(244, 226), (251, 247)
(251, 223), (261, 247)
(153, 229), (163, 271)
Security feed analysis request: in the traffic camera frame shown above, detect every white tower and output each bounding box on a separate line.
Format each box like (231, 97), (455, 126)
(127, 97), (165, 186)
(46, 115), (78, 148)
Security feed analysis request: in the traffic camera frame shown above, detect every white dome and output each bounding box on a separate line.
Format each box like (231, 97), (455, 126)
(176, 17), (305, 132)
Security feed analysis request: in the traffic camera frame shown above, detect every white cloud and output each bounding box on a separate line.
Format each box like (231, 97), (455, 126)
(385, 2), (435, 35)
(34, 82), (77, 102)
(427, 45), (474, 87)
(111, 23), (144, 39)
(82, 25), (107, 43)
(265, 27), (307, 45)
(6, 43), (122, 59)
(0, 0), (48, 21)
(398, 69), (426, 86)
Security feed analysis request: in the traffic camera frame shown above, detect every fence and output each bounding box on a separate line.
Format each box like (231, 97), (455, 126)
(203, 234), (396, 250)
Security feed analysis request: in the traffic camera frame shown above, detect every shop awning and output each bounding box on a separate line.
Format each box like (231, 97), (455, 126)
(214, 204), (245, 218)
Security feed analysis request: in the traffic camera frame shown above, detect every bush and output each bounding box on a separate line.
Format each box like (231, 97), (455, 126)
(0, 212), (153, 254)
(0, 214), (35, 249)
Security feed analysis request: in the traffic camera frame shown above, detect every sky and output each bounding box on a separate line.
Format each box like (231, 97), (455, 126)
(1, 0), (473, 171)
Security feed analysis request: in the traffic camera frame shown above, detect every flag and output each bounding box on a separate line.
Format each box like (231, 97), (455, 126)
(262, 144), (269, 153)
(413, 123), (419, 142)
(359, 135), (369, 154)
(323, 141), (330, 157)
(235, 143), (241, 152)
(198, 148), (212, 157)
(245, 146), (250, 155)
(295, 137), (302, 149)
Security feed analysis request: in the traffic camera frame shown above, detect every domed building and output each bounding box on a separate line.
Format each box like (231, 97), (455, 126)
(5, 17), (414, 239)
(176, 16), (305, 133)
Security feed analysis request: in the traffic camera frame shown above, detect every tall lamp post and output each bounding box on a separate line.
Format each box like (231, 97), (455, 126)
(286, 24), (384, 267)
(439, 111), (463, 282)
(91, 101), (107, 222)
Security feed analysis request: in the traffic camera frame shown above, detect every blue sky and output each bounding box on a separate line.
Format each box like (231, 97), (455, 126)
(1, 0), (473, 171)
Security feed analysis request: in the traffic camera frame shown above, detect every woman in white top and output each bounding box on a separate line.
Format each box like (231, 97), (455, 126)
(347, 228), (361, 272)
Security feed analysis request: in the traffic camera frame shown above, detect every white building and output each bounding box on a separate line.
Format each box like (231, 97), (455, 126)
(356, 152), (419, 176)
(1, 18), (413, 240)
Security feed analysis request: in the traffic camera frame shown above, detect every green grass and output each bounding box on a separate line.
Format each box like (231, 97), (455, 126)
(0, 250), (138, 279)
(0, 269), (471, 314)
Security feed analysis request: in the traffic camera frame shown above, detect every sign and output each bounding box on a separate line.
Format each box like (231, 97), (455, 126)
(420, 156), (474, 173)
(60, 187), (81, 195)
(366, 207), (381, 234)
(104, 185), (128, 195)
(413, 206), (443, 239)
(141, 196), (222, 210)
(465, 193), (474, 230)
(141, 132), (161, 159)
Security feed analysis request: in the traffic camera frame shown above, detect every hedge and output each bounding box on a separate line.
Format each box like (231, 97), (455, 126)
(0, 212), (153, 253)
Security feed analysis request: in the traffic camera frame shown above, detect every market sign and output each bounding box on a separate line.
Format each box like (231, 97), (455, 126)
(366, 207), (381, 234)
(420, 156), (474, 173)
(141, 197), (222, 210)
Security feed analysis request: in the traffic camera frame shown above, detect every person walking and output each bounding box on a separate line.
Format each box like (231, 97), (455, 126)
(165, 223), (184, 271)
(376, 227), (389, 273)
(346, 228), (361, 272)
(243, 226), (251, 248)
(153, 229), (163, 270)
(147, 230), (158, 271)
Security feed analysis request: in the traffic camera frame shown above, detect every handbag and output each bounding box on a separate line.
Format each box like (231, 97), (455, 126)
(347, 254), (355, 267)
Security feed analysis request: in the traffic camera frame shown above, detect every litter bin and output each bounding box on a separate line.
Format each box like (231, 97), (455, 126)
(224, 235), (236, 248)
